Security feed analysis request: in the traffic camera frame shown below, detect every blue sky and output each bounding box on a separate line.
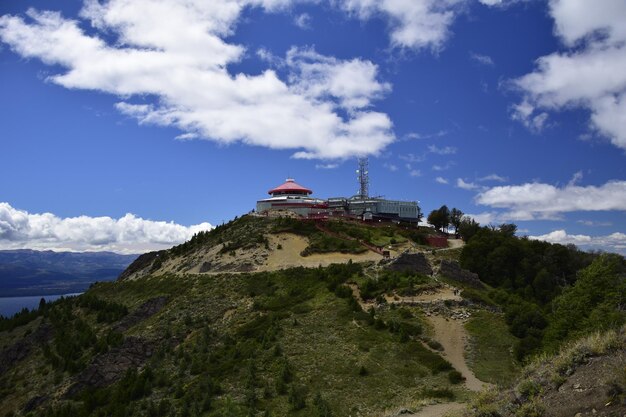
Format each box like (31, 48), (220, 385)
(0, 0), (624, 254)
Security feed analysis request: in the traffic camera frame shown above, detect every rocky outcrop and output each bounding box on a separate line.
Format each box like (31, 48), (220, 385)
(66, 336), (155, 396)
(439, 260), (483, 288)
(113, 296), (169, 333)
(386, 253), (433, 276)
(117, 250), (166, 281)
(0, 322), (52, 376)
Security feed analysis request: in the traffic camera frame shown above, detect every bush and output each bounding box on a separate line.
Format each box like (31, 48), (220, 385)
(421, 388), (454, 400)
(448, 370), (465, 384)
(288, 385), (307, 410)
(426, 339), (444, 351)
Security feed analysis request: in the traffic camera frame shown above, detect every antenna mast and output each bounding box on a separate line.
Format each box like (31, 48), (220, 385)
(356, 157), (369, 199)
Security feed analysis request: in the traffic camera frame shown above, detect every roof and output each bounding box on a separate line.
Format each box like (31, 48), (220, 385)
(268, 178), (312, 195)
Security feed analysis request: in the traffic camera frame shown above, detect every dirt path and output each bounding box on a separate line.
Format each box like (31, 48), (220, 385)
(412, 402), (465, 417)
(446, 239), (464, 249)
(426, 315), (486, 391)
(350, 283), (487, 394)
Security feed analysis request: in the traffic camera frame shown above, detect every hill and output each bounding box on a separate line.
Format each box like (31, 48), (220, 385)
(465, 325), (626, 417)
(0, 250), (139, 297)
(0, 215), (623, 417)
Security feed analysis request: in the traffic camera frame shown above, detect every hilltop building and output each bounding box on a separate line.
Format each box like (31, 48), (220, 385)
(256, 160), (421, 224)
(255, 179), (327, 217)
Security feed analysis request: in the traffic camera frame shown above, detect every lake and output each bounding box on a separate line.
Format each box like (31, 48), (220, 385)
(0, 293), (82, 318)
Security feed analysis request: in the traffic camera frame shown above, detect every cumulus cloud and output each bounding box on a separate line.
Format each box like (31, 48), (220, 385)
(456, 178), (480, 190)
(293, 12), (311, 29)
(529, 230), (626, 255)
(512, 0), (626, 150)
(477, 173), (507, 182)
(428, 144), (457, 155)
(383, 163), (398, 172)
(470, 52), (494, 66)
(0, 1), (394, 160)
(286, 46), (392, 111)
(476, 179), (626, 219)
(315, 163), (339, 169)
(0, 202), (213, 254)
(432, 161), (455, 171)
(435, 176), (449, 184)
(404, 130), (448, 140)
(338, 0), (462, 50)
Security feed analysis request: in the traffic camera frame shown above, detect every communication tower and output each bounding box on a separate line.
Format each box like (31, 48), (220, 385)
(356, 158), (369, 199)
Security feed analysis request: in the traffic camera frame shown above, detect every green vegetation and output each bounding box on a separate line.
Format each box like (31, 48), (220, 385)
(1, 261), (467, 417)
(465, 311), (520, 385)
(2, 214), (624, 416)
(459, 224), (622, 360)
(359, 270), (434, 299)
(300, 233), (366, 256)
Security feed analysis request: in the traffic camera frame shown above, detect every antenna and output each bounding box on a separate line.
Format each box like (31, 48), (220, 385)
(357, 157), (369, 199)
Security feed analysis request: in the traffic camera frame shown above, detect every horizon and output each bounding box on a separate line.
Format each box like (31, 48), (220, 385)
(0, 0), (624, 255)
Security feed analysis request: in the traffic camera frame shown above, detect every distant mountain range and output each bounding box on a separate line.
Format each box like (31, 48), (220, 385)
(0, 250), (139, 297)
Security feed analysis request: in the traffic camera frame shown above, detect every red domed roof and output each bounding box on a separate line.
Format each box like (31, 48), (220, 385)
(268, 178), (312, 195)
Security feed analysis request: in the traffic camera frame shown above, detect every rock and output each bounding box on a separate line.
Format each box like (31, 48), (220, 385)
(113, 296), (169, 332)
(22, 395), (48, 413)
(386, 253), (433, 276)
(438, 260), (484, 288)
(0, 322), (53, 376)
(66, 336), (157, 397)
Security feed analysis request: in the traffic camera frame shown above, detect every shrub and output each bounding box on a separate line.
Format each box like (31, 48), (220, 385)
(288, 385), (307, 410)
(421, 388), (454, 400)
(448, 370), (465, 384)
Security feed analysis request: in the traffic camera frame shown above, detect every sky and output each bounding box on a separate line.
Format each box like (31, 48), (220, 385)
(0, 0), (624, 254)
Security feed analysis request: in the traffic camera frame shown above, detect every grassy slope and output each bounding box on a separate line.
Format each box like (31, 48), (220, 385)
(0, 264), (471, 417)
(465, 310), (519, 386)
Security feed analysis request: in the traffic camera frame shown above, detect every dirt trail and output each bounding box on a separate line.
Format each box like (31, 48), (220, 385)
(426, 315), (486, 391)
(412, 402), (465, 417)
(351, 284), (486, 393)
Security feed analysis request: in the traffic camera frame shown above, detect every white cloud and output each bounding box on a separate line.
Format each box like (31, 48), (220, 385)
(0, 202), (213, 254)
(286, 46), (392, 111)
(577, 220), (612, 227)
(404, 130), (448, 140)
(476, 179), (626, 219)
(0, 2), (394, 160)
(456, 178), (480, 190)
(383, 163), (398, 172)
(470, 52), (494, 66)
(477, 173), (507, 182)
(400, 153), (426, 163)
(435, 176), (448, 184)
(428, 144), (457, 155)
(512, 0), (626, 150)
(315, 163), (339, 169)
(338, 0), (462, 50)
(294, 12), (311, 29)
(465, 211), (501, 225)
(409, 169), (422, 177)
(432, 161), (455, 171)
(529, 230), (626, 255)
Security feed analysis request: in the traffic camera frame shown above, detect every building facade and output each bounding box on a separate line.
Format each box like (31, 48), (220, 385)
(256, 178), (421, 224)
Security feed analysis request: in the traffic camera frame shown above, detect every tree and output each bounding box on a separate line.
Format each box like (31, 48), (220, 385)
(427, 205), (450, 233)
(450, 208), (463, 238)
(457, 216), (480, 242)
